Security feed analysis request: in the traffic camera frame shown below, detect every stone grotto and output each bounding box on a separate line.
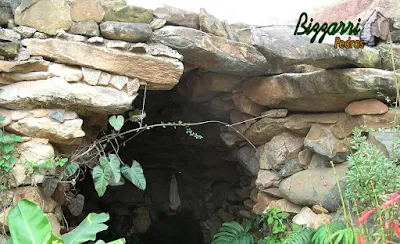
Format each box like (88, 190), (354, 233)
(0, 0), (399, 243)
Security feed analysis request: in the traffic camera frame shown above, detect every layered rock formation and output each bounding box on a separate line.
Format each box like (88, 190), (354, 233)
(0, 0), (399, 243)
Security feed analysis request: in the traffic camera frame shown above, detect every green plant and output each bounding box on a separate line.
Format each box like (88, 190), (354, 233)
(311, 220), (357, 244)
(0, 114), (23, 173)
(281, 225), (314, 244)
(256, 207), (289, 243)
(212, 220), (254, 244)
(6, 199), (125, 244)
(93, 154), (146, 197)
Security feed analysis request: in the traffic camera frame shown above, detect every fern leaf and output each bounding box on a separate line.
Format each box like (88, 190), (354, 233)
(282, 226), (314, 244)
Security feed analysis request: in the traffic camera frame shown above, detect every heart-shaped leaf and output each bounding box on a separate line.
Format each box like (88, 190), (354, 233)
(99, 155), (121, 184)
(121, 160), (146, 190)
(61, 213), (110, 244)
(7, 199), (52, 244)
(93, 165), (111, 197)
(64, 162), (80, 179)
(108, 115), (124, 131)
(68, 194), (85, 217)
(43, 177), (59, 197)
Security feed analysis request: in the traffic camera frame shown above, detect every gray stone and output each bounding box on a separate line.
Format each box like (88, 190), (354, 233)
(309, 154), (328, 169)
(261, 109), (288, 118)
(70, 21), (100, 37)
(0, 41), (20, 57)
(101, 2), (153, 23)
(82, 67), (101, 85)
(0, 6), (12, 26)
(56, 30), (87, 42)
(10, 0), (20, 14)
(304, 124), (350, 163)
(109, 75), (128, 90)
(278, 158), (303, 178)
(0, 27), (20, 42)
(242, 68), (396, 112)
(199, 8), (227, 38)
(236, 145), (259, 176)
(13, 25), (36, 38)
(236, 26), (379, 73)
(0, 77), (137, 115)
(150, 18), (166, 30)
(368, 130), (400, 161)
(256, 170), (279, 191)
(257, 132), (304, 170)
(14, 46), (29, 61)
(154, 5), (199, 29)
(14, 0), (72, 35)
(100, 21), (152, 43)
(279, 163), (348, 212)
(152, 26), (268, 76)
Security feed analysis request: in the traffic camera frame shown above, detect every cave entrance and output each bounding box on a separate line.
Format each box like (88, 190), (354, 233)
(64, 84), (253, 244)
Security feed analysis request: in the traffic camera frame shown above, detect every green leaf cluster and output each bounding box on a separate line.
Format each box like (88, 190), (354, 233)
(0, 114), (23, 172)
(6, 199), (125, 244)
(93, 155), (146, 197)
(212, 220), (254, 244)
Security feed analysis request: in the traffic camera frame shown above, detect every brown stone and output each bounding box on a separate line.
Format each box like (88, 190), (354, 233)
(252, 191), (279, 215)
(235, 187), (251, 198)
(241, 69), (396, 112)
(238, 210), (252, 219)
(255, 170), (279, 191)
(185, 72), (220, 102)
(232, 93), (264, 116)
(261, 109), (288, 118)
(22, 38), (183, 90)
(298, 148), (312, 169)
(243, 199), (255, 211)
(345, 99), (388, 115)
(203, 72), (243, 92)
(14, 0), (72, 35)
(70, 0), (105, 22)
(266, 199), (302, 214)
(312, 205), (329, 214)
(13, 186), (58, 213)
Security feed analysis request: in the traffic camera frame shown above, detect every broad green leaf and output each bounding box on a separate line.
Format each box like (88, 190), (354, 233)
(0, 114), (4, 122)
(61, 213), (110, 244)
(7, 199), (51, 244)
(99, 155), (121, 184)
(95, 238), (126, 244)
(93, 165), (111, 197)
(3, 144), (14, 154)
(5, 239), (13, 244)
(108, 115), (124, 131)
(121, 160), (146, 190)
(64, 162), (80, 179)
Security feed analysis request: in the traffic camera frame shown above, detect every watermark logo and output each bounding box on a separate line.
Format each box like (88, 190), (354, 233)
(293, 11), (389, 49)
(294, 12), (364, 49)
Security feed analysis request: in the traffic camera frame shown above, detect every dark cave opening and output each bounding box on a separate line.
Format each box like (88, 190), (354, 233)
(64, 84), (253, 244)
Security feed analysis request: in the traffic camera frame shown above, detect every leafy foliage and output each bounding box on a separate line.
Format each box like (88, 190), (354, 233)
(0, 120), (23, 172)
(212, 220), (254, 244)
(345, 127), (400, 211)
(6, 199), (124, 244)
(281, 224), (314, 244)
(93, 155), (146, 197)
(121, 160), (146, 190)
(7, 199), (52, 244)
(311, 221), (356, 244)
(64, 162), (80, 179)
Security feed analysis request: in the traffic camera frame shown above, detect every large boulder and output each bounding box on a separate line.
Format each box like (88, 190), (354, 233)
(22, 38), (184, 90)
(101, 0), (153, 23)
(242, 68), (396, 112)
(279, 163), (348, 212)
(0, 77), (136, 115)
(235, 26), (379, 73)
(14, 0), (72, 35)
(70, 0), (104, 23)
(151, 26), (268, 76)
(99, 21), (152, 42)
(244, 113), (345, 145)
(9, 138), (55, 187)
(304, 124), (350, 163)
(154, 5), (199, 29)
